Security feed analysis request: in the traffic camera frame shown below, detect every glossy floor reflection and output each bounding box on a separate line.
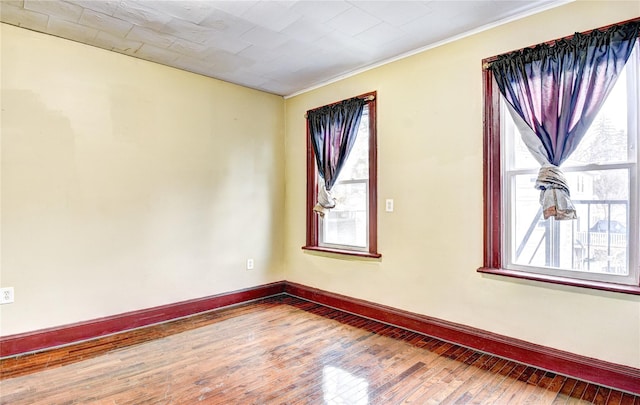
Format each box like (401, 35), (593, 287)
(323, 366), (369, 404)
(1, 296), (638, 404)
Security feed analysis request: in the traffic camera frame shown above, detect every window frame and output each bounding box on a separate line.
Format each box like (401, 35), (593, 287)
(478, 21), (640, 295)
(303, 91), (380, 258)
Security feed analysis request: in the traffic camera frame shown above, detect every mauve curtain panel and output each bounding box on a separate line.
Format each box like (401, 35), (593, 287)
(489, 21), (640, 220)
(307, 97), (365, 216)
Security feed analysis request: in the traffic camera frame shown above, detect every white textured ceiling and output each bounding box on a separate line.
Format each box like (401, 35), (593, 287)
(1, 0), (567, 96)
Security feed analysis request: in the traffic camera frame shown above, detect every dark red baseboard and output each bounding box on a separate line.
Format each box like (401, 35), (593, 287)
(2, 280), (639, 394)
(0, 281), (286, 358)
(284, 281), (640, 395)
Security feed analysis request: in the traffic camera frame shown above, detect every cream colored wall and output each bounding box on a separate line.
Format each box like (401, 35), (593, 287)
(0, 24), (285, 336)
(284, 1), (640, 368)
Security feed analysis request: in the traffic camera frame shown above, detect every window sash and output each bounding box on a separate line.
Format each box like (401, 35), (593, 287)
(319, 178), (370, 252)
(502, 167), (638, 285)
(498, 50), (640, 286)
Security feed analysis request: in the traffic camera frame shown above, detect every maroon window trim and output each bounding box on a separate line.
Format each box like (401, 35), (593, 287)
(479, 21), (640, 295)
(482, 68), (502, 271)
(303, 91), (380, 258)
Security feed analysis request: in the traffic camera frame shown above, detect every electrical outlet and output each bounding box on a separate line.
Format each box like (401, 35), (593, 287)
(385, 199), (394, 212)
(246, 259), (254, 270)
(0, 287), (14, 304)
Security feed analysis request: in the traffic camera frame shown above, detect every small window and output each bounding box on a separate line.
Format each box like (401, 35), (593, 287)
(303, 92), (379, 258)
(480, 22), (640, 293)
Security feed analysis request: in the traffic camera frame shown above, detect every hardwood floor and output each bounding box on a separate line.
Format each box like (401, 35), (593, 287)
(1, 296), (638, 404)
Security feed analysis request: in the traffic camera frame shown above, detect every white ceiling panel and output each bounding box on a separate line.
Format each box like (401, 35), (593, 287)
(135, 42), (180, 64)
(126, 24), (174, 48)
(326, 5), (381, 37)
(0, 0), (570, 96)
(112, 1), (172, 31)
(47, 16), (99, 42)
(24, 0), (84, 22)
(355, 22), (407, 48)
(240, 25), (289, 50)
(79, 8), (134, 37)
(351, 1), (432, 26)
(150, 1), (214, 24)
(0, 2), (49, 31)
(240, 1), (300, 32)
(94, 30), (142, 53)
(280, 17), (328, 43)
(205, 0), (258, 17)
(163, 17), (217, 43)
(73, 0), (120, 16)
(198, 9), (254, 36)
(289, 1), (353, 24)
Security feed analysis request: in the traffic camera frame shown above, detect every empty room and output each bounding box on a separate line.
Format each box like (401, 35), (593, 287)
(1, 0), (639, 403)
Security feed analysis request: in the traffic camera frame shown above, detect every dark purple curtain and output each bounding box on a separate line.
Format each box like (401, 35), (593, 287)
(308, 97), (365, 212)
(490, 21), (639, 219)
(491, 22), (638, 165)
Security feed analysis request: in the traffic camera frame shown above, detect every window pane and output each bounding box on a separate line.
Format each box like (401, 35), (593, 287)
(510, 169), (630, 276)
(321, 181), (368, 247)
(568, 68), (630, 166)
(505, 106), (540, 170)
(338, 108), (369, 181)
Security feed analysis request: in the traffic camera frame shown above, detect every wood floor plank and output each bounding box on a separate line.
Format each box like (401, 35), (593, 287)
(607, 390), (624, 405)
(1, 296), (638, 404)
(620, 393), (638, 405)
(553, 377), (580, 404)
(421, 352), (490, 404)
(568, 380), (590, 403)
(434, 354), (498, 404)
(445, 356), (505, 404)
(399, 348), (476, 403)
(524, 372), (569, 404)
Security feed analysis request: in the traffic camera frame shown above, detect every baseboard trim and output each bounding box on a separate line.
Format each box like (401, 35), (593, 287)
(0, 281), (286, 358)
(284, 281), (640, 395)
(2, 280), (638, 394)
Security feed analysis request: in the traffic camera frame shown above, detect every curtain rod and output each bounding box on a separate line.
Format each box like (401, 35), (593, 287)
(304, 95), (375, 118)
(482, 17), (640, 70)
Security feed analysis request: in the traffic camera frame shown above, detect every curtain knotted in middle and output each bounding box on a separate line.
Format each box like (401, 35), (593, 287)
(308, 97), (366, 217)
(490, 21), (640, 220)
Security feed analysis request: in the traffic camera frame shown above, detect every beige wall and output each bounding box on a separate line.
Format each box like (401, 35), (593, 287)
(283, 1), (640, 368)
(0, 24), (285, 335)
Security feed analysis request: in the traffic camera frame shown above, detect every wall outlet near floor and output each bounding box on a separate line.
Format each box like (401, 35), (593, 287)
(246, 259), (254, 270)
(0, 287), (14, 304)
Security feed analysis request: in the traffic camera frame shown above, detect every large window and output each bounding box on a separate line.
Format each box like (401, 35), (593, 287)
(480, 23), (640, 293)
(303, 92), (379, 258)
